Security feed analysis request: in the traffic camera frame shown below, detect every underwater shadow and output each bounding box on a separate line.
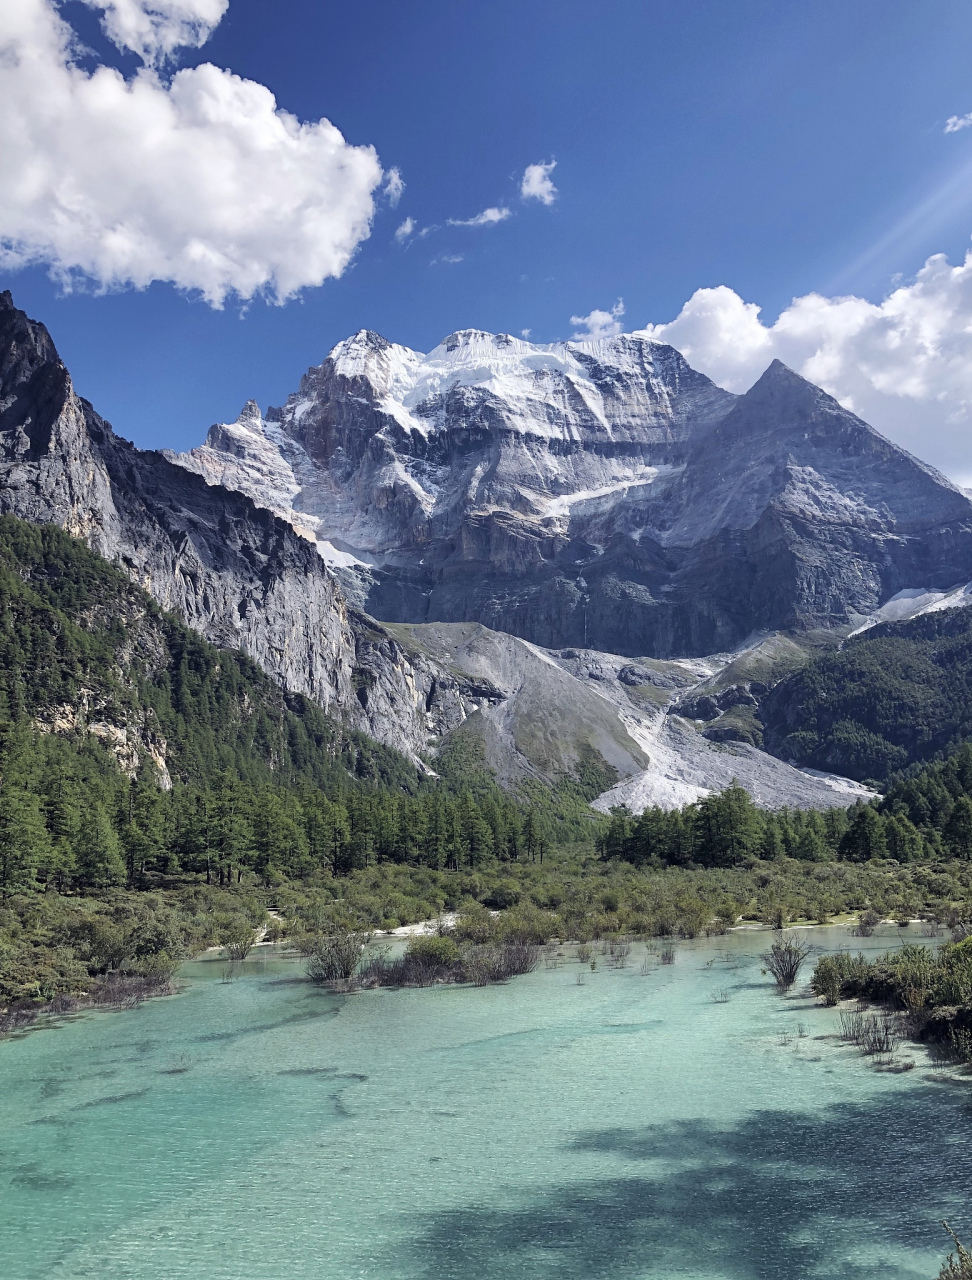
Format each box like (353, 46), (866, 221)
(395, 1088), (972, 1280)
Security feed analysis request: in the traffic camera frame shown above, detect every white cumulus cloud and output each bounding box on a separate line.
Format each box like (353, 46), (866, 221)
(81, 0), (228, 65)
(0, 0), (384, 306)
(637, 254), (972, 483)
(394, 216), (416, 244)
(945, 113), (972, 133)
(447, 206), (512, 227)
(571, 299), (625, 341)
(520, 160), (557, 205)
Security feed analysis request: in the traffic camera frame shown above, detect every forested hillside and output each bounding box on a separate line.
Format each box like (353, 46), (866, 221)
(0, 514), (600, 902)
(761, 607), (972, 782)
(3, 514), (972, 1019)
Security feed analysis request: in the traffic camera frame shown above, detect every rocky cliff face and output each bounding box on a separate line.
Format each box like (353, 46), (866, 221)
(0, 291), (485, 762)
(173, 330), (972, 657)
(5, 291), (967, 809)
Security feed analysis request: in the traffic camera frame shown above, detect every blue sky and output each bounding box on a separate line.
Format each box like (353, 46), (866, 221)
(5, 0), (972, 467)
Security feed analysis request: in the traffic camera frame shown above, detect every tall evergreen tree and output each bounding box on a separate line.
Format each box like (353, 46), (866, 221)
(839, 806), (888, 863)
(884, 812), (925, 863)
(944, 796), (972, 860)
(74, 803), (126, 889)
(0, 786), (50, 895)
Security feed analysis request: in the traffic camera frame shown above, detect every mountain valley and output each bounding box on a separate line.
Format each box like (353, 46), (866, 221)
(5, 290), (972, 814)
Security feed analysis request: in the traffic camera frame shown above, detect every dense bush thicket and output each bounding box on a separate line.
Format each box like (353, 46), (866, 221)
(761, 606), (972, 781)
(0, 883), (267, 1012)
(7, 845), (972, 1012)
(811, 935), (972, 1062)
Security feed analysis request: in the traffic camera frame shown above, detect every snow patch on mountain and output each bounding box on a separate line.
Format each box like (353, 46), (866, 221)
(544, 468), (670, 516)
(849, 582), (972, 635)
(536, 641), (874, 812)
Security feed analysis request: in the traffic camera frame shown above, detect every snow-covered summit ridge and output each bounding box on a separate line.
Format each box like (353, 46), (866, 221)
(171, 323), (737, 573)
(168, 321), (972, 660)
(286, 325), (733, 444)
(169, 400), (321, 541)
(849, 582), (972, 635)
(329, 326), (672, 393)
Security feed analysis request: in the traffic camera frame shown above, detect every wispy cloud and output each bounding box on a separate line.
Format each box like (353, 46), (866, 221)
(521, 160), (557, 205)
(383, 167), (405, 205)
(396, 199), (513, 249)
(571, 299), (625, 340)
(447, 206), (512, 227)
(431, 253), (464, 265)
(521, 328), (532, 339)
(945, 113), (972, 133)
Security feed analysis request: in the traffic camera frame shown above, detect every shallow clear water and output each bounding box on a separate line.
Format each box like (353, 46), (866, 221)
(2, 926), (971, 1280)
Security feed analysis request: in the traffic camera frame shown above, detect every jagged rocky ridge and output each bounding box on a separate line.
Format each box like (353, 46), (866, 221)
(173, 327), (972, 657)
(0, 292), (935, 811)
(0, 291), (494, 763)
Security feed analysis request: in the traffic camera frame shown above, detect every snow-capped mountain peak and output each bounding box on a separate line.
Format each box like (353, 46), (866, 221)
(168, 325), (972, 658)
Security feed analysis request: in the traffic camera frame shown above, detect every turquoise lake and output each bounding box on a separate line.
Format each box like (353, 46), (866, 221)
(2, 926), (971, 1280)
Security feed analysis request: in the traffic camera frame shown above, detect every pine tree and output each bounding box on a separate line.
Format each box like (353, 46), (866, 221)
(795, 826), (829, 862)
(214, 774), (255, 884)
(839, 806), (887, 862)
(944, 796), (972, 860)
(251, 788), (308, 880)
(74, 803), (126, 889)
(760, 817), (784, 861)
(885, 813), (925, 863)
(600, 806), (633, 861)
(422, 796), (448, 869)
(0, 785), (50, 895)
(122, 764), (166, 885)
(522, 809), (540, 863)
(459, 790), (494, 866)
(305, 795), (347, 875)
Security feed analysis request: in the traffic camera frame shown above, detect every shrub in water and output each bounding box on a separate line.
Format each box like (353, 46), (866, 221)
(810, 955), (845, 1006)
(406, 935), (460, 967)
(461, 942), (539, 986)
(306, 930), (369, 984)
(939, 1222), (972, 1279)
(762, 931), (814, 993)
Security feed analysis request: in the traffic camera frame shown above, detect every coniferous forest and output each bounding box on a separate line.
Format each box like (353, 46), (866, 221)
(1, 513), (972, 1021)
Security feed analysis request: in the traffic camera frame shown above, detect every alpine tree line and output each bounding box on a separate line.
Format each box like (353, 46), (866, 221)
(598, 746), (972, 871)
(0, 723), (555, 895)
(3, 513), (972, 906)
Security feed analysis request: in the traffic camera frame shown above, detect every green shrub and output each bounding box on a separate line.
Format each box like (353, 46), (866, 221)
(406, 935), (460, 967)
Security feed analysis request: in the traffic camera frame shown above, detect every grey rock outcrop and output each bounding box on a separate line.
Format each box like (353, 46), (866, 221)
(3, 290), (958, 811)
(0, 290), (459, 761)
(172, 330), (972, 658)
